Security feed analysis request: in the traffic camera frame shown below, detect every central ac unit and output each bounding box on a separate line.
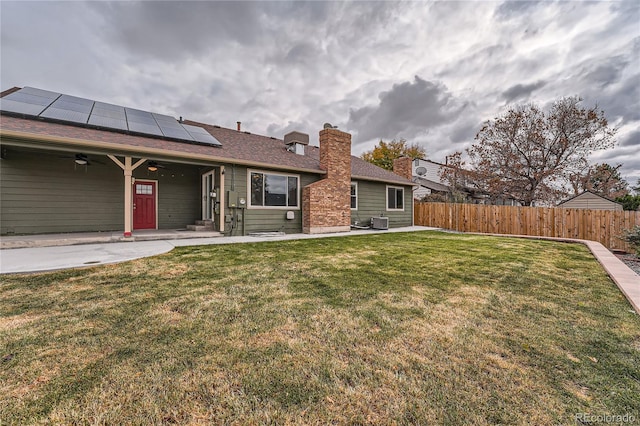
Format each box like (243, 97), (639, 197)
(371, 217), (389, 230)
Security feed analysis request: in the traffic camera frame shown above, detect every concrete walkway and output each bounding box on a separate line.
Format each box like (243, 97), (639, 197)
(0, 229), (222, 249)
(1, 227), (637, 315)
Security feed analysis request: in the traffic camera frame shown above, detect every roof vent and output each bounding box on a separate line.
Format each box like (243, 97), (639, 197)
(284, 131), (309, 155)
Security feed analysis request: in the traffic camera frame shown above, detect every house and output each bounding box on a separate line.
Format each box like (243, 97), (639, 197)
(558, 190), (623, 211)
(412, 158), (520, 206)
(0, 86), (414, 237)
(412, 158), (451, 200)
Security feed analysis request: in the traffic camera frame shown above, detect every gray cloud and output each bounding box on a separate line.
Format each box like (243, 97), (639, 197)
(494, 1), (542, 19)
(450, 118), (482, 144)
(90, 2), (266, 61)
(501, 80), (547, 103)
(620, 130), (640, 147)
(346, 76), (465, 144)
(584, 62), (626, 89)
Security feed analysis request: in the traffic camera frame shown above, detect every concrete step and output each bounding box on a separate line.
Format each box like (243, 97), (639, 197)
(187, 224), (215, 231)
(195, 220), (214, 226)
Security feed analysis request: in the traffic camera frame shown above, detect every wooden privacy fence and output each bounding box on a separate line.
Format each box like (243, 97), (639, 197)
(414, 202), (640, 253)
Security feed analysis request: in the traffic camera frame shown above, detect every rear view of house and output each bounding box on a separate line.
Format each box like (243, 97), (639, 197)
(0, 86), (414, 237)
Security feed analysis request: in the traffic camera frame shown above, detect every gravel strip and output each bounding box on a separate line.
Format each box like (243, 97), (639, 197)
(617, 254), (640, 277)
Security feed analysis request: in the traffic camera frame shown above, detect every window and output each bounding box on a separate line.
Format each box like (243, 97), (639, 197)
(387, 186), (404, 211)
(136, 184), (153, 195)
(249, 171), (299, 208)
(351, 182), (358, 210)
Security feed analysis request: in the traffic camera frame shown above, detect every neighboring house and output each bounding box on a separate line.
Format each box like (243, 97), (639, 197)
(0, 86), (414, 237)
(558, 191), (623, 211)
(412, 158), (451, 200)
(412, 158), (520, 206)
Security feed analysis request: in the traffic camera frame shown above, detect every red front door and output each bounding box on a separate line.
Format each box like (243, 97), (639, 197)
(133, 181), (156, 230)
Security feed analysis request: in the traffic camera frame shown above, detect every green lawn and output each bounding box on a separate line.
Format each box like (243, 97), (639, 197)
(1, 231), (639, 425)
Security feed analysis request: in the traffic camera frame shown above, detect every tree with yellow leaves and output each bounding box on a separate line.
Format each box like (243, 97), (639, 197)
(361, 139), (426, 171)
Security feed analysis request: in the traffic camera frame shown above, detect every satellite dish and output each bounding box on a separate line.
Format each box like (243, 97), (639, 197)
(416, 166), (427, 176)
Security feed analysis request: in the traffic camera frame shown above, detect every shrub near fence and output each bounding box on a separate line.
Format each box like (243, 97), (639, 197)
(414, 202), (640, 253)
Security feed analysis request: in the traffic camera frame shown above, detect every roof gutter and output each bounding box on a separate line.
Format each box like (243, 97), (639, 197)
(0, 129), (326, 176)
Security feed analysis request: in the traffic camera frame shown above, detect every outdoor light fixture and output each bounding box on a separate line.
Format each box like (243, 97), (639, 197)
(74, 154), (88, 165)
(147, 161), (159, 172)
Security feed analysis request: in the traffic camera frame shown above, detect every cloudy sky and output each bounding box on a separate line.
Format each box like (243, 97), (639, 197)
(1, 1), (639, 185)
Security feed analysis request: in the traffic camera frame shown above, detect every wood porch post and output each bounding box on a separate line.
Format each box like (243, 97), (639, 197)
(124, 158), (133, 237)
(108, 155), (146, 237)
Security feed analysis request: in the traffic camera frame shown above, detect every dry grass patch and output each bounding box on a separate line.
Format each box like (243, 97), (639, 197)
(1, 231), (639, 425)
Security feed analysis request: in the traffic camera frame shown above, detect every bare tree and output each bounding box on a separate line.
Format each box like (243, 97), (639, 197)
(570, 163), (628, 199)
(467, 97), (615, 206)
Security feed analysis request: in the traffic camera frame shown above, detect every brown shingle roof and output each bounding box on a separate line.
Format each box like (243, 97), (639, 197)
(1, 99), (411, 185)
(303, 145), (412, 185)
(413, 176), (451, 192)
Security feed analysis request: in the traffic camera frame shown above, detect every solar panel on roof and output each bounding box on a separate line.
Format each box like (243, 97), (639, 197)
(94, 101), (124, 112)
(182, 124), (222, 146)
(0, 99), (49, 115)
(48, 99), (93, 113)
(92, 107), (126, 120)
(160, 126), (193, 140)
(19, 87), (60, 99)
(152, 113), (177, 123)
(127, 114), (157, 125)
(156, 119), (183, 129)
(3, 92), (57, 106)
(181, 124), (211, 134)
(1, 86), (221, 147)
(58, 94), (94, 106)
(88, 115), (128, 130)
(40, 107), (89, 124)
(125, 108), (153, 118)
(190, 132), (222, 146)
(128, 121), (164, 136)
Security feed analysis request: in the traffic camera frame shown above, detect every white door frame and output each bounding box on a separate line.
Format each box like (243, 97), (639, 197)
(133, 179), (159, 230)
(201, 170), (216, 221)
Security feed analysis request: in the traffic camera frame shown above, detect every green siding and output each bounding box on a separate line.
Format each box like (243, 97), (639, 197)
(132, 164), (200, 229)
(1, 148), (124, 234)
(1, 147), (203, 235)
(221, 164), (320, 235)
(351, 180), (413, 228)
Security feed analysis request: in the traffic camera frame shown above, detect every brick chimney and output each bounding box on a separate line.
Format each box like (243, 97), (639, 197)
(393, 156), (413, 181)
(302, 128), (352, 234)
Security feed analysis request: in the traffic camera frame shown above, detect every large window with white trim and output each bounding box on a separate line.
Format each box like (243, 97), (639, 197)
(351, 182), (358, 210)
(387, 186), (404, 211)
(249, 170), (299, 208)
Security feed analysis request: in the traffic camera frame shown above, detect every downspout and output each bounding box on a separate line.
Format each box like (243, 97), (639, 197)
(219, 166), (225, 233)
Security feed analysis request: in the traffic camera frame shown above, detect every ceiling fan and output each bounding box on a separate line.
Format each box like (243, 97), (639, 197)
(58, 153), (105, 169)
(147, 161), (169, 172)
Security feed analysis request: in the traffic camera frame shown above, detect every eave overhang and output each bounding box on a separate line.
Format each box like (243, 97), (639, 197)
(0, 129), (327, 176)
